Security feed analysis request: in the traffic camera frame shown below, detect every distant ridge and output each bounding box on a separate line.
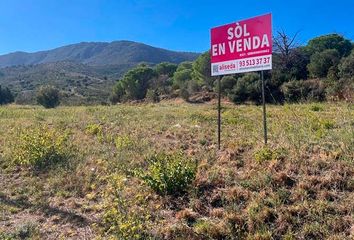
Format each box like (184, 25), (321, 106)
(0, 40), (199, 68)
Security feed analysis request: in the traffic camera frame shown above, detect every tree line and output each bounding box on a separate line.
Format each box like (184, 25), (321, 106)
(1, 33), (353, 108)
(111, 33), (354, 104)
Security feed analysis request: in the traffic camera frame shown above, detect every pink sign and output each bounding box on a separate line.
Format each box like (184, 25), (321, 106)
(210, 13), (272, 76)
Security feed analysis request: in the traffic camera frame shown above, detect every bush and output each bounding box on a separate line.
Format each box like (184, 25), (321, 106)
(192, 51), (214, 89)
(36, 85), (60, 108)
(328, 49), (354, 101)
(228, 73), (261, 104)
(0, 85), (14, 105)
(338, 50), (354, 80)
(172, 62), (193, 89)
(117, 66), (157, 101)
(110, 81), (125, 104)
(11, 126), (72, 171)
(146, 89), (160, 103)
(281, 79), (326, 102)
(135, 152), (197, 195)
(307, 49), (340, 78)
(155, 62), (178, 77)
(214, 76), (237, 95)
(180, 87), (190, 102)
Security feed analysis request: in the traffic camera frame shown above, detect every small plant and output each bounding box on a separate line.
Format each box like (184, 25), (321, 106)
(102, 175), (152, 239)
(135, 152), (197, 195)
(85, 123), (102, 136)
(199, 139), (207, 146)
(115, 135), (135, 150)
(254, 148), (273, 163)
(321, 119), (335, 130)
(254, 147), (286, 164)
(11, 126), (72, 171)
(310, 104), (323, 112)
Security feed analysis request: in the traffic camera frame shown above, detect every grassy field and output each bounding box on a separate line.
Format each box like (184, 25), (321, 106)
(0, 100), (353, 239)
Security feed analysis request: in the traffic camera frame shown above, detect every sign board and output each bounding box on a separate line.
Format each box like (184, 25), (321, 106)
(210, 13), (272, 76)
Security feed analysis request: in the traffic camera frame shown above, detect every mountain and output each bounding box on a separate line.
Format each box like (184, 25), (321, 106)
(0, 41), (200, 104)
(0, 41), (199, 68)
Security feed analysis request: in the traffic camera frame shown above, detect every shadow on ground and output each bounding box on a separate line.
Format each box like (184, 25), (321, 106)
(0, 193), (91, 227)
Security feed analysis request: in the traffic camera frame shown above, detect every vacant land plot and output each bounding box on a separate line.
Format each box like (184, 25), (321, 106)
(0, 101), (353, 239)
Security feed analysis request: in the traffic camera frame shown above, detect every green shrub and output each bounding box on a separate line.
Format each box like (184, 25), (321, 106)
(307, 49), (340, 78)
(112, 65), (157, 101)
(281, 79), (326, 102)
(217, 75), (237, 95)
(180, 87), (190, 102)
(310, 104), (323, 112)
(321, 119), (335, 130)
(228, 73), (261, 104)
(0, 85), (14, 105)
(135, 152), (197, 195)
(254, 148), (274, 163)
(36, 85), (60, 108)
(146, 89), (160, 103)
(115, 135), (135, 150)
(85, 123), (102, 136)
(254, 147), (286, 164)
(338, 50), (354, 78)
(11, 126), (72, 171)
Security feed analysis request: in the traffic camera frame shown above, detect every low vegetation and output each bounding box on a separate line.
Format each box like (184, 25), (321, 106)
(9, 125), (72, 171)
(0, 101), (353, 239)
(134, 152), (197, 195)
(110, 33), (353, 105)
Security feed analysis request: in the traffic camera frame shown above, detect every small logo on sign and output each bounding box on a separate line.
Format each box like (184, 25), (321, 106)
(213, 65), (219, 73)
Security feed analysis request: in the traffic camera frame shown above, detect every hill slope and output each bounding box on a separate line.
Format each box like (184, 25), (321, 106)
(0, 41), (199, 68)
(0, 41), (200, 104)
(0, 61), (134, 104)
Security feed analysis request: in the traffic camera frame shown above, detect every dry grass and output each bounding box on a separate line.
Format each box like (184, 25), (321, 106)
(0, 101), (353, 239)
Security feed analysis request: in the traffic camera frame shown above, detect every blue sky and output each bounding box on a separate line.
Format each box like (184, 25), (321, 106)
(0, 0), (353, 55)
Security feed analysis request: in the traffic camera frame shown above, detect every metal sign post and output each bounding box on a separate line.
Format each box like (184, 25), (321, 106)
(217, 76), (221, 150)
(261, 70), (268, 144)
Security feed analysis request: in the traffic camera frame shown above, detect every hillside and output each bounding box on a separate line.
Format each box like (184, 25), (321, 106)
(0, 61), (135, 104)
(0, 41), (200, 104)
(0, 41), (199, 68)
